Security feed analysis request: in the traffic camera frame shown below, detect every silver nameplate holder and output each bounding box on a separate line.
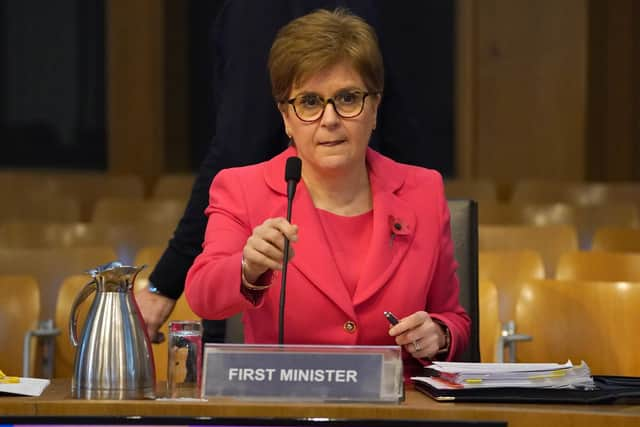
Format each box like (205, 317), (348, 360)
(202, 344), (403, 403)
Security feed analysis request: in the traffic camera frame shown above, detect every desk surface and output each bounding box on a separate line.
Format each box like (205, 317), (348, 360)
(2, 379), (640, 427)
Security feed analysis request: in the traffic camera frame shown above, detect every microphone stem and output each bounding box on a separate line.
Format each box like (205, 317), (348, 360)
(278, 238), (290, 345)
(278, 188), (295, 345)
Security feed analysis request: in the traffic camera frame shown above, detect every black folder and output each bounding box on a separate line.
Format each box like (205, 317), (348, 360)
(413, 376), (640, 404)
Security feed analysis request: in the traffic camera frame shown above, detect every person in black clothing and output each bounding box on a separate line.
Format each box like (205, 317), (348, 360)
(136, 0), (454, 343)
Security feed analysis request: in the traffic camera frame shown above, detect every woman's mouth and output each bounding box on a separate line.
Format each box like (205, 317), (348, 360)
(318, 139), (346, 147)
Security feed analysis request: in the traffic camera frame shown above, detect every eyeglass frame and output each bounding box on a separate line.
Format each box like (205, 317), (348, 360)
(283, 90), (380, 123)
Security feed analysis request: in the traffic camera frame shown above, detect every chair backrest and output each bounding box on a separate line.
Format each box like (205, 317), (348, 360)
(511, 180), (610, 205)
(555, 251), (640, 282)
(92, 197), (186, 225)
(447, 199), (480, 362)
(445, 180), (497, 203)
(591, 227), (640, 253)
(54, 274), (89, 379)
(478, 202), (637, 249)
(479, 201), (575, 226)
(0, 196), (81, 222)
(0, 222), (102, 249)
(512, 180), (640, 206)
(152, 174), (195, 199)
(0, 275), (40, 376)
(515, 279), (640, 376)
(572, 203), (639, 249)
(134, 246), (199, 381)
(479, 224), (578, 278)
(478, 279), (500, 363)
(0, 221), (173, 265)
(0, 171), (144, 221)
(479, 250), (545, 323)
(133, 245), (165, 289)
(101, 222), (175, 265)
(0, 246), (118, 322)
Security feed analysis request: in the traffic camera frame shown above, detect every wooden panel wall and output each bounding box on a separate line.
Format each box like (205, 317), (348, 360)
(586, 0), (639, 181)
(107, 0), (164, 189)
(106, 0), (189, 192)
(457, 0), (587, 181)
(457, 0), (639, 183)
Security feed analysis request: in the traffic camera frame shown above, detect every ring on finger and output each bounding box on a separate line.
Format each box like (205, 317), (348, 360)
(413, 339), (421, 352)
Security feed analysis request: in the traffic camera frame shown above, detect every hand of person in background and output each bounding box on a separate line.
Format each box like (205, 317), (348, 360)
(135, 286), (177, 343)
(242, 217), (299, 283)
(387, 311), (448, 360)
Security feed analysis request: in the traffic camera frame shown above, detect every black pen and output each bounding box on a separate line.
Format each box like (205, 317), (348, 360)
(383, 311), (399, 326)
(385, 311), (425, 358)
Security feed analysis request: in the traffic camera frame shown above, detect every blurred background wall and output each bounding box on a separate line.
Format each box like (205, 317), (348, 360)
(1, 0), (638, 189)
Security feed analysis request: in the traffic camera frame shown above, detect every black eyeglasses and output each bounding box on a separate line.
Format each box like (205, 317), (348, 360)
(285, 90), (377, 122)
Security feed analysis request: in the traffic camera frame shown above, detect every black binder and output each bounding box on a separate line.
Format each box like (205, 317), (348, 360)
(413, 376), (640, 404)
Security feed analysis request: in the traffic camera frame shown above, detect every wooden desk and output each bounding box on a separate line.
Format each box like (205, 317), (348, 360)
(0, 394), (36, 416)
(2, 379), (640, 427)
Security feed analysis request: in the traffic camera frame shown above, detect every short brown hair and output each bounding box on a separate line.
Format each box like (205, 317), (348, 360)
(268, 8), (384, 103)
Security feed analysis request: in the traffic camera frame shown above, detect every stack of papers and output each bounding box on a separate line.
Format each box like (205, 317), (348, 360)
(413, 360), (595, 390)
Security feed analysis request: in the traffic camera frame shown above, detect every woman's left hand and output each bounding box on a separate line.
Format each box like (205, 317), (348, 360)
(387, 311), (447, 360)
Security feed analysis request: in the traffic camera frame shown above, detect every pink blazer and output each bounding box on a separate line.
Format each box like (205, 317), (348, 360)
(185, 146), (470, 373)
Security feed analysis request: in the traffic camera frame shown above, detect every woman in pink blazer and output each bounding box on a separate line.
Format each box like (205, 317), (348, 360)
(185, 8), (470, 377)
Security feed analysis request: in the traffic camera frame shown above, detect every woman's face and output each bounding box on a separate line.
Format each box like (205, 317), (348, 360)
(280, 62), (380, 177)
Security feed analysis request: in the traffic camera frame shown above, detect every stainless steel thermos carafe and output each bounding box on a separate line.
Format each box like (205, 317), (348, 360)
(69, 261), (155, 399)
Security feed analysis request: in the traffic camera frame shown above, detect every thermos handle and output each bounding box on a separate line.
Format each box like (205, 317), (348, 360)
(69, 279), (97, 347)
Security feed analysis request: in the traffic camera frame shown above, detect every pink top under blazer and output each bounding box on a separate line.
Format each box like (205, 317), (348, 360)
(185, 146), (471, 374)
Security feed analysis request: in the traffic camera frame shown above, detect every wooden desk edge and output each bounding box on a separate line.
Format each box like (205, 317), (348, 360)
(3, 379), (639, 427)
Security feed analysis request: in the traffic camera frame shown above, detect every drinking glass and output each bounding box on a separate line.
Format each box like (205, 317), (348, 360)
(167, 320), (202, 398)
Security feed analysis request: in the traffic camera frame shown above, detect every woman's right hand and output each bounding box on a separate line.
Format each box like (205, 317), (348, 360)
(242, 217), (298, 283)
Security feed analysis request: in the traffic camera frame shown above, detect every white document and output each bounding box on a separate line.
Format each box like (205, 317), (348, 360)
(412, 360), (595, 390)
(0, 377), (50, 396)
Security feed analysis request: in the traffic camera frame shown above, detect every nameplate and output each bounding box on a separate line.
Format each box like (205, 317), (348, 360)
(202, 344), (403, 402)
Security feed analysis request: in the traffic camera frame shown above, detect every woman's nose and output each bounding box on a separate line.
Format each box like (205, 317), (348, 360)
(320, 101), (340, 127)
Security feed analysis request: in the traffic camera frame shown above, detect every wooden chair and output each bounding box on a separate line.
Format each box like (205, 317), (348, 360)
(0, 246), (118, 323)
(0, 196), (81, 222)
(0, 275), (40, 377)
(134, 246), (199, 381)
(478, 201), (573, 226)
(570, 203), (639, 249)
(479, 250), (544, 362)
(0, 221), (173, 265)
(603, 182), (640, 204)
(555, 251), (640, 282)
(479, 224), (578, 278)
(100, 222), (175, 265)
(591, 227), (640, 253)
(54, 275), (89, 379)
(133, 245), (164, 288)
(511, 180), (610, 205)
(152, 174), (195, 200)
(478, 279), (500, 363)
(0, 247), (117, 378)
(515, 279), (640, 376)
(479, 250), (545, 322)
(512, 180), (640, 207)
(478, 202), (638, 249)
(0, 171), (144, 221)
(444, 179), (497, 203)
(0, 222), (101, 249)
(91, 197), (186, 225)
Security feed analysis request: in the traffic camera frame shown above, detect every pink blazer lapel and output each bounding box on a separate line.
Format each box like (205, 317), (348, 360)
(288, 183), (355, 317)
(352, 180), (416, 306)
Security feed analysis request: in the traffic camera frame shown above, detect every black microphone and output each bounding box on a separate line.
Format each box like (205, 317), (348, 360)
(279, 156), (302, 345)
